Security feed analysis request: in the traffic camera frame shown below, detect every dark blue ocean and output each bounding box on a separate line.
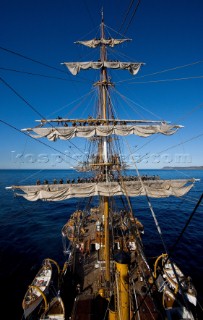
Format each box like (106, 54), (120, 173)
(0, 169), (203, 319)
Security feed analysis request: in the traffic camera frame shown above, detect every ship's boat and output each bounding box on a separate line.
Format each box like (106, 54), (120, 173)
(22, 259), (52, 319)
(40, 296), (65, 320)
(7, 11), (200, 320)
(163, 261), (197, 307)
(160, 254), (197, 306)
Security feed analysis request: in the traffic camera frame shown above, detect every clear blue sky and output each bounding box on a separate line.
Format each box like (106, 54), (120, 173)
(1, 0), (203, 169)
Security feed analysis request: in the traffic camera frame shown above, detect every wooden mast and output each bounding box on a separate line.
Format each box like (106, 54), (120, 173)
(100, 10), (110, 285)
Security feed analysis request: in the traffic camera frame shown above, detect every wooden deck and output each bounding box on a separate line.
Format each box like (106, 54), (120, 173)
(63, 210), (163, 320)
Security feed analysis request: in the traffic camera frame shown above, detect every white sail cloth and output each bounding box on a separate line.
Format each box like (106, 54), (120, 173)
(63, 61), (143, 75)
(11, 180), (194, 202)
(75, 39), (130, 48)
(28, 124), (181, 141)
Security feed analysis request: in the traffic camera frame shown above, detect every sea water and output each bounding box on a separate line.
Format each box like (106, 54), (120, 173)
(0, 169), (203, 319)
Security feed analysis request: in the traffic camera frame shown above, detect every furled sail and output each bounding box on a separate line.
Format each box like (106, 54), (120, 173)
(25, 123), (182, 141)
(75, 38), (131, 48)
(8, 179), (195, 202)
(63, 61), (143, 75)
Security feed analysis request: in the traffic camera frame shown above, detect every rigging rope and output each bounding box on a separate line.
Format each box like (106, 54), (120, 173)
(1, 76), (48, 121)
(83, 0), (96, 27)
(121, 0), (141, 36)
(0, 46), (66, 74)
(47, 89), (95, 118)
(121, 126), (203, 179)
(175, 102), (203, 122)
(114, 87), (162, 119)
(108, 46), (137, 63)
(0, 46), (92, 84)
(104, 24), (127, 39)
(118, 0), (135, 33)
(168, 192), (203, 258)
(0, 66), (90, 83)
(116, 60), (203, 84)
(75, 24), (100, 41)
(127, 75), (203, 84)
(123, 136), (192, 310)
(1, 76), (86, 155)
(0, 119), (76, 162)
(157, 132), (203, 155)
(18, 168), (50, 184)
(181, 196), (203, 206)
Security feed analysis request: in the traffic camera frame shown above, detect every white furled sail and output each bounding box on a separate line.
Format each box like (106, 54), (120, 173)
(24, 123), (182, 141)
(63, 61), (143, 75)
(75, 38), (131, 48)
(9, 179), (195, 201)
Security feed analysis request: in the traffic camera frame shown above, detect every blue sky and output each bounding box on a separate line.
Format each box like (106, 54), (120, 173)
(1, 0), (203, 169)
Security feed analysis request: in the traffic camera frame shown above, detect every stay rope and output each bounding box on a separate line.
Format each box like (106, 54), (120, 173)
(123, 137), (192, 310)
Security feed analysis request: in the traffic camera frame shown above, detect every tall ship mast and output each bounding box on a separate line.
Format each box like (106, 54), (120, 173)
(7, 13), (199, 320)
